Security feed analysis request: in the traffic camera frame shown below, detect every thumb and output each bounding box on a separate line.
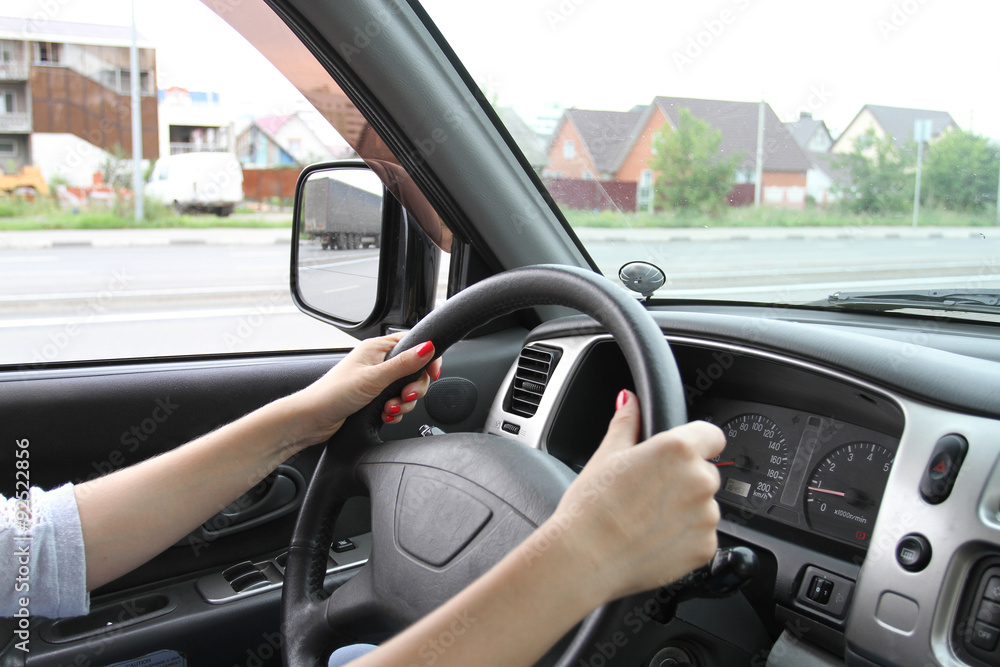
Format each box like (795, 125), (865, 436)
(592, 389), (641, 460)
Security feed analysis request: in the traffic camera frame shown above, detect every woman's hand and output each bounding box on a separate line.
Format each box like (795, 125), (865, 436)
(284, 333), (442, 449)
(545, 390), (725, 604)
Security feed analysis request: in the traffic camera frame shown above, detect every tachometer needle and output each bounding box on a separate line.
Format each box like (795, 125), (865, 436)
(808, 486), (846, 497)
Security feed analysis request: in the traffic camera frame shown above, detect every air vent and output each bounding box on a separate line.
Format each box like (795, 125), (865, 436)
(509, 346), (560, 417)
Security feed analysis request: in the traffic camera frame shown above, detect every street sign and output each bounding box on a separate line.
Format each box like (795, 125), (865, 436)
(914, 118), (933, 143)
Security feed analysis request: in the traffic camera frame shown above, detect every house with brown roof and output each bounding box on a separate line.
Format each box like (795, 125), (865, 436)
(542, 108), (645, 181)
(618, 96), (812, 210)
(831, 104), (957, 155)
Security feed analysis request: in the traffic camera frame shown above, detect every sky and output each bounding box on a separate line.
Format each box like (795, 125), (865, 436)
(421, 0), (1000, 140)
(7, 0), (1000, 141)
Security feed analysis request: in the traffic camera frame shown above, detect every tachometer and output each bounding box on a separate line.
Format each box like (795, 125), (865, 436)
(804, 441), (894, 547)
(713, 414), (789, 508)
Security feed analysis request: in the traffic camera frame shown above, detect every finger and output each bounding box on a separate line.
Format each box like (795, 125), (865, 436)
(590, 389), (641, 461)
(371, 339), (436, 385)
(426, 357), (443, 381)
(651, 420), (726, 461)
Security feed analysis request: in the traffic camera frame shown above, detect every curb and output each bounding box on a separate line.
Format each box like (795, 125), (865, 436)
(571, 226), (994, 244)
(0, 228), (292, 250)
(0, 226), (993, 250)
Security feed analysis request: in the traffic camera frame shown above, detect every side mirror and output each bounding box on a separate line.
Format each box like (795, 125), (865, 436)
(291, 162), (386, 325)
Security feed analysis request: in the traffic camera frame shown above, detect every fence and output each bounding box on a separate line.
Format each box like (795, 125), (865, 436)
(544, 179), (637, 212)
(242, 167), (303, 206)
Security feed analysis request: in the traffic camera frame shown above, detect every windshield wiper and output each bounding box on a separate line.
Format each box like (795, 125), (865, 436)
(825, 289), (1000, 315)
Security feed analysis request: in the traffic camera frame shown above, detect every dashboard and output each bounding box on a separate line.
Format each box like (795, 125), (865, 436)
(482, 310), (1000, 667)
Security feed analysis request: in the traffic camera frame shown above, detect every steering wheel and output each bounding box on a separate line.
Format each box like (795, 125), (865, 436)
(281, 264), (687, 666)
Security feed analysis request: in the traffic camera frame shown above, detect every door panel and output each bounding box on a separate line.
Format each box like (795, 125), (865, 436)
(2, 329), (525, 665)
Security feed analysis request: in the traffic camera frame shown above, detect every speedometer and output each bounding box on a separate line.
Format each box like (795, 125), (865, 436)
(804, 442), (894, 547)
(713, 414), (789, 508)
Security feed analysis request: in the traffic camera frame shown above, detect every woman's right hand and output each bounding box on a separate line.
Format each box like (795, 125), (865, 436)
(546, 389), (726, 604)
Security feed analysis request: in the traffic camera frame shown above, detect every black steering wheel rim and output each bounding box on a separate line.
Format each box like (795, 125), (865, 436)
(281, 264), (687, 666)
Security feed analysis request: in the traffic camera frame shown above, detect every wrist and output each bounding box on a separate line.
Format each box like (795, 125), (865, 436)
(518, 512), (614, 613)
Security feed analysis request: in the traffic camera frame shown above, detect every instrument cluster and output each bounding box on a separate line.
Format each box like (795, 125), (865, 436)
(696, 398), (899, 550)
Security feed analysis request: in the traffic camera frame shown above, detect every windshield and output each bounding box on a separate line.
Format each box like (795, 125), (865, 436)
(420, 0), (1000, 319)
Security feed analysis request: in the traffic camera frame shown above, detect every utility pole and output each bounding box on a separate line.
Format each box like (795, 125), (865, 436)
(754, 100), (764, 208)
(912, 119), (932, 228)
(130, 0), (144, 221)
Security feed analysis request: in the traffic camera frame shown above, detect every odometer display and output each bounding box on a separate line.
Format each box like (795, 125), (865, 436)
(805, 442), (894, 547)
(713, 414), (789, 508)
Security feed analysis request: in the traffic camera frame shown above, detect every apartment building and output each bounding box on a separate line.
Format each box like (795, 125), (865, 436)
(0, 16), (158, 185)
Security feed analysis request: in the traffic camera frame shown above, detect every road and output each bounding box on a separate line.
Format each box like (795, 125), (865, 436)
(3, 233), (1000, 364)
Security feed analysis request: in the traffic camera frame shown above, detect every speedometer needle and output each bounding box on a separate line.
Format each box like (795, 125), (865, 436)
(808, 486), (846, 497)
(713, 461), (735, 466)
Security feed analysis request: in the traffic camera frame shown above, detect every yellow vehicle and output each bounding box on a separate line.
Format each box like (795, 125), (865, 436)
(0, 165), (50, 197)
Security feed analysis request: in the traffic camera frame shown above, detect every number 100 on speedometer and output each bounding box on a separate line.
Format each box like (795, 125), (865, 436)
(712, 413), (790, 507)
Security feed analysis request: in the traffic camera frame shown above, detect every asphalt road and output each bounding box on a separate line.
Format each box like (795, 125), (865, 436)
(4, 233), (1000, 365)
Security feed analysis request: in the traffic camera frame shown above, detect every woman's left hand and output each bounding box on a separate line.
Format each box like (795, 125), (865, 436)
(286, 333), (441, 448)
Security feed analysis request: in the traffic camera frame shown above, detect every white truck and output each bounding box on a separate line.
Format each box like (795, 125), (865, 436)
(145, 152), (244, 216)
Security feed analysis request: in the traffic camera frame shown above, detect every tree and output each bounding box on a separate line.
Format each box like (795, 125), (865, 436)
(650, 108), (742, 213)
(834, 128), (914, 214)
(923, 129), (1000, 212)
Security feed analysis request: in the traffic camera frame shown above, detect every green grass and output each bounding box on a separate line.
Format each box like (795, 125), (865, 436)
(562, 207), (1000, 229)
(0, 214), (292, 230)
(0, 198), (292, 230)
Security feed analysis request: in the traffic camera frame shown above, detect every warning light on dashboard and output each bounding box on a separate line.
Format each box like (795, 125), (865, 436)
(856, 531), (867, 541)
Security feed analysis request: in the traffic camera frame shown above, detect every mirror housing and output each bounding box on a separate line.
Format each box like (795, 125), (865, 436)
(291, 161), (441, 340)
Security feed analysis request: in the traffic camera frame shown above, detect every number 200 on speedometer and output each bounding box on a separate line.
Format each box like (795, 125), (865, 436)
(712, 413), (790, 506)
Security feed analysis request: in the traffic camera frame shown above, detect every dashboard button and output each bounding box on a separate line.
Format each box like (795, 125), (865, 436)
(896, 534), (932, 572)
(977, 599), (1000, 625)
(919, 433), (968, 504)
(971, 622), (1000, 652)
(807, 576), (834, 604)
(795, 566), (854, 618)
(332, 538), (356, 553)
(985, 576), (1000, 603)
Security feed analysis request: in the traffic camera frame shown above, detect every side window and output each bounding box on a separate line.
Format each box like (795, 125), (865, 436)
(0, 3), (371, 365)
(563, 140), (575, 159)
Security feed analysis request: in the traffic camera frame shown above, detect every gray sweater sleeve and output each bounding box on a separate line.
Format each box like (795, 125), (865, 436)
(1, 484), (90, 619)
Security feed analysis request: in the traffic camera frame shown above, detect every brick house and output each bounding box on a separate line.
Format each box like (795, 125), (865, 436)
(543, 108), (645, 181)
(0, 17), (158, 185)
(541, 108), (645, 211)
(618, 96), (811, 210)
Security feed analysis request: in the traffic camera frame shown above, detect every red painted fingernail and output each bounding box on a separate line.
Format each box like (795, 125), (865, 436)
(432, 366), (441, 381)
(404, 392), (419, 403)
(615, 390), (628, 410)
(388, 404), (401, 415)
(383, 414), (395, 423)
(416, 341), (434, 357)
